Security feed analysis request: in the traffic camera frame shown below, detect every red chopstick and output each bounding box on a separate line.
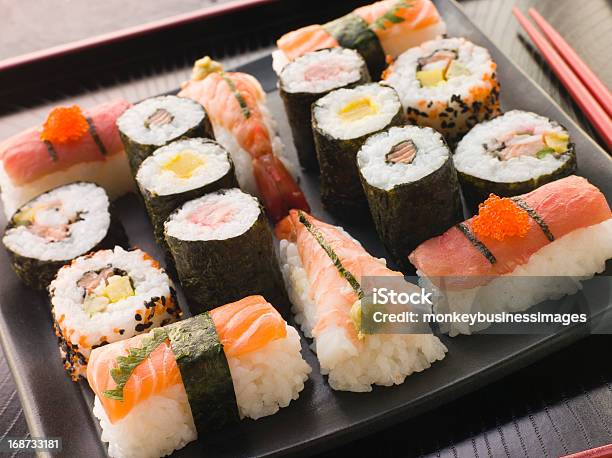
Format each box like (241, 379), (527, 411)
(512, 7), (612, 150)
(561, 443), (612, 458)
(528, 8), (612, 118)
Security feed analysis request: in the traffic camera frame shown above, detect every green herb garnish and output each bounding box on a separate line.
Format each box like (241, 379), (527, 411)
(298, 211), (364, 299)
(536, 147), (556, 159)
(370, 0), (414, 31)
(103, 328), (168, 401)
(220, 71), (250, 119)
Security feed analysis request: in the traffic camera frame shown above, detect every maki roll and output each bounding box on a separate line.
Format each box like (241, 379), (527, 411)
(165, 188), (288, 314)
(87, 295), (311, 458)
(2, 182), (127, 290)
(277, 210), (447, 392)
(0, 100), (134, 218)
(179, 57), (310, 222)
(117, 95), (214, 174)
(312, 83), (404, 215)
(136, 138), (238, 252)
(50, 246), (181, 380)
(453, 110), (577, 206)
(384, 37), (501, 144)
(357, 125), (463, 271)
(410, 176), (612, 336)
(274, 0), (446, 78)
(279, 48), (371, 170)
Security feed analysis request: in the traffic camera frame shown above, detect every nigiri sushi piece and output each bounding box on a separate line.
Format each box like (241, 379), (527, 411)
(410, 176), (612, 336)
(0, 100), (135, 218)
(179, 57), (310, 222)
(87, 295), (311, 458)
(276, 210), (446, 392)
(273, 0), (447, 78)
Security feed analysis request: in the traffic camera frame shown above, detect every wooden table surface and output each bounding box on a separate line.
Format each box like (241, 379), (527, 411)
(0, 0), (611, 457)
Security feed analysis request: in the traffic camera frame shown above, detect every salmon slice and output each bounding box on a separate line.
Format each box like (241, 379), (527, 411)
(277, 24), (339, 61)
(355, 0), (442, 32)
(210, 295), (287, 357)
(87, 296), (288, 423)
(409, 176), (612, 289)
(1, 99), (130, 186)
(277, 210), (402, 343)
(87, 334), (183, 424)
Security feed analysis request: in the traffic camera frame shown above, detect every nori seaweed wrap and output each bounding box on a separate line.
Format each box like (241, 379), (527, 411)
(453, 110), (577, 209)
(312, 83), (404, 217)
(164, 188), (288, 314)
(278, 48), (371, 171)
(2, 182), (128, 290)
(357, 126), (462, 272)
(136, 138), (237, 254)
(166, 313), (240, 431)
(117, 95), (214, 175)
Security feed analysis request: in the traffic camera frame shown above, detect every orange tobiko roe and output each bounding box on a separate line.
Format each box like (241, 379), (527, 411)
(40, 105), (89, 144)
(472, 194), (530, 241)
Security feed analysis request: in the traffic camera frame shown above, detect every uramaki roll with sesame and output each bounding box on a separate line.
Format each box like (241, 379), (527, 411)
(409, 176), (612, 336)
(50, 246), (182, 380)
(383, 37), (501, 145)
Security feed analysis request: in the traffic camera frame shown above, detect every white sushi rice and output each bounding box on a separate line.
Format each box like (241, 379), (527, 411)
(136, 139), (232, 196)
(421, 218), (612, 336)
(210, 97), (296, 197)
(278, 238), (447, 392)
(279, 48), (366, 94)
(313, 83), (402, 140)
(165, 188), (259, 242)
(0, 152), (133, 219)
(357, 125), (449, 190)
(3, 183), (110, 261)
(385, 37), (495, 110)
(453, 110), (570, 183)
(50, 246), (179, 378)
(228, 325), (311, 419)
(93, 384), (197, 458)
(117, 96), (205, 146)
(93, 324), (310, 458)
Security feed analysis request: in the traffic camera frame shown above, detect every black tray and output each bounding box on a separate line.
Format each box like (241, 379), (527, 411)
(1, 1), (611, 457)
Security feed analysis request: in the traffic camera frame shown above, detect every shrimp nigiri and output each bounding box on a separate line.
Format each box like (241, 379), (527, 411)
(276, 210), (446, 392)
(179, 57), (310, 222)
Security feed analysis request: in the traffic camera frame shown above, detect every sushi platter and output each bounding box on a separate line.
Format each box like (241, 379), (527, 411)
(0, 1), (611, 457)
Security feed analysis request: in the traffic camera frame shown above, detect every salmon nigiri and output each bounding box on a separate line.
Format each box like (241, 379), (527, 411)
(409, 176), (612, 336)
(0, 100), (134, 218)
(273, 0), (447, 78)
(179, 57), (310, 222)
(87, 295), (310, 458)
(277, 210), (446, 392)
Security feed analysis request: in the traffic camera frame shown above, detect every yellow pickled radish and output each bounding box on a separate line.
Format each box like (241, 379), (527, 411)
(416, 68), (446, 87)
(13, 206), (37, 226)
(103, 276), (134, 303)
(339, 98), (378, 122)
(543, 132), (569, 153)
(162, 150), (205, 178)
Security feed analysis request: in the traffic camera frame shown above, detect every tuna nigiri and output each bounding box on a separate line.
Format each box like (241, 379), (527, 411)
(0, 100), (134, 218)
(409, 176), (612, 335)
(277, 210), (446, 392)
(273, 0), (447, 78)
(87, 295), (311, 458)
(179, 57), (310, 222)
